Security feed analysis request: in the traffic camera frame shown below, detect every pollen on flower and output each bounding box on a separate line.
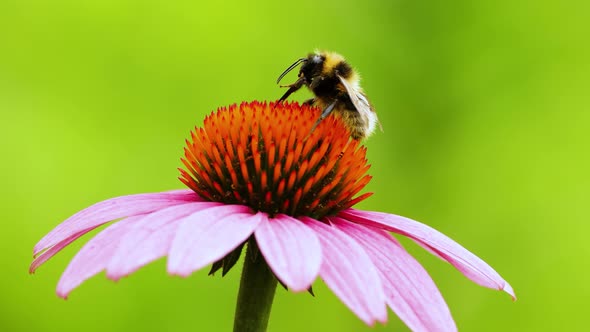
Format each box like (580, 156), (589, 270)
(179, 101), (372, 219)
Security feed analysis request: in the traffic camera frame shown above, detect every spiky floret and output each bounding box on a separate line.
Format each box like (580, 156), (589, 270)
(180, 101), (372, 220)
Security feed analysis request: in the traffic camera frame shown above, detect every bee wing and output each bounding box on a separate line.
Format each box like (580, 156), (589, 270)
(337, 74), (372, 114)
(337, 75), (381, 134)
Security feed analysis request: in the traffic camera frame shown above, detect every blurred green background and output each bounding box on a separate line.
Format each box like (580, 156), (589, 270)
(1, 0), (588, 331)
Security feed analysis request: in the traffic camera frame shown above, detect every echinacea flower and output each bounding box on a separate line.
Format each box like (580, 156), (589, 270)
(31, 101), (514, 332)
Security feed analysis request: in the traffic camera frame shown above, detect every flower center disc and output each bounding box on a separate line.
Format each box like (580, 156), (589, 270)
(180, 101), (372, 219)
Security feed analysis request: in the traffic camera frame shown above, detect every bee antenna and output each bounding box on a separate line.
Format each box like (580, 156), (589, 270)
(277, 58), (306, 84)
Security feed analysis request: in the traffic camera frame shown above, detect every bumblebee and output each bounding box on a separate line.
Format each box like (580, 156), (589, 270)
(277, 51), (380, 140)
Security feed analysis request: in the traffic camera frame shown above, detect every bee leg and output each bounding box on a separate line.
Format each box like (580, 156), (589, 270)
(318, 100), (337, 120)
(309, 100), (337, 135)
(278, 77), (305, 102)
(302, 98), (315, 106)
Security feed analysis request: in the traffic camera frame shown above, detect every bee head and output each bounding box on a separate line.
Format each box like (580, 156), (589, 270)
(299, 53), (325, 84)
(277, 53), (327, 85)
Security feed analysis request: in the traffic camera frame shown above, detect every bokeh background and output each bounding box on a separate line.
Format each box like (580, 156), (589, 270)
(1, 0), (588, 331)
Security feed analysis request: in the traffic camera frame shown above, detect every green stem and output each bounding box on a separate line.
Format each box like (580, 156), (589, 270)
(233, 239), (278, 332)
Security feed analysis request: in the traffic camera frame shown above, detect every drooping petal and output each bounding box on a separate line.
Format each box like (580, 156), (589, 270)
(30, 228), (100, 274)
(168, 206), (262, 277)
(106, 202), (221, 280)
(301, 216), (387, 326)
(332, 217), (457, 332)
(340, 209), (515, 299)
(56, 215), (144, 298)
(254, 214), (321, 292)
(34, 190), (199, 257)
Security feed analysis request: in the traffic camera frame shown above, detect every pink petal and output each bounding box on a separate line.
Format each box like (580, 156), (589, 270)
(168, 206), (261, 277)
(332, 217), (457, 332)
(56, 215), (144, 298)
(106, 202), (221, 280)
(340, 209), (515, 299)
(30, 227), (101, 274)
(34, 190), (199, 257)
(254, 214), (321, 292)
(301, 217), (387, 326)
